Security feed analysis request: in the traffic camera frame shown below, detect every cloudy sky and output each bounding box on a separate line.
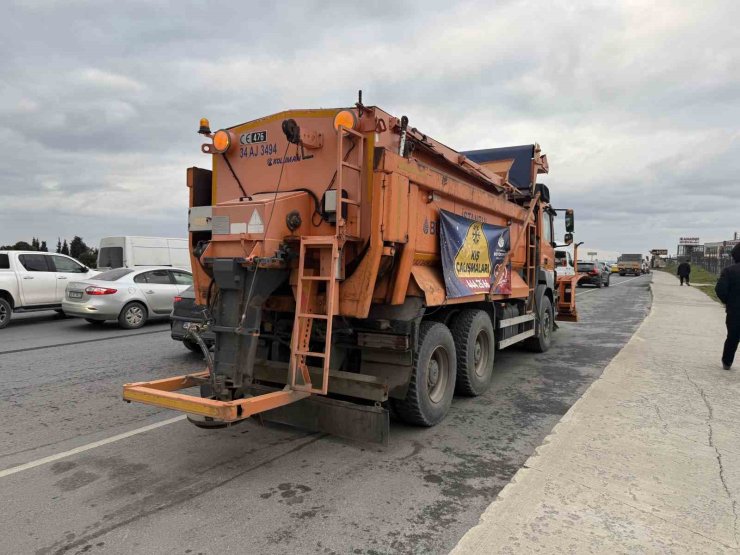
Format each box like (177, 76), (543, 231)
(1, 0), (738, 257)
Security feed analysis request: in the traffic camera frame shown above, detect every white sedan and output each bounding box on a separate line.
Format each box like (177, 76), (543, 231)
(62, 267), (193, 329)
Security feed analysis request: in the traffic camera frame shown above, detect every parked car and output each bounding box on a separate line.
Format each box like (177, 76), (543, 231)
(62, 267), (193, 329)
(576, 260), (610, 288)
(171, 286), (214, 352)
(0, 250), (98, 329)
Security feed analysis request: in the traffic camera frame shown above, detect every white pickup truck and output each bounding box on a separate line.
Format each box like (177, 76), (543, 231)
(0, 251), (98, 329)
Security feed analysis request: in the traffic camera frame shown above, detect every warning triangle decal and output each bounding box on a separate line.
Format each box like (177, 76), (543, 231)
(248, 210), (264, 234)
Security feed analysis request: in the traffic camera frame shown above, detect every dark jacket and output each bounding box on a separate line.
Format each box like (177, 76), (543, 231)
(677, 262), (691, 277)
(716, 263), (740, 313)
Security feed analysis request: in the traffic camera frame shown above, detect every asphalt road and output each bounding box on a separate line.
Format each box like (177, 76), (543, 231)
(0, 274), (652, 555)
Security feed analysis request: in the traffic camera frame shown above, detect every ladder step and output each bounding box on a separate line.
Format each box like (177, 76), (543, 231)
(340, 198), (360, 206)
(301, 237), (337, 245)
(297, 313), (330, 319)
(300, 276), (331, 281)
(295, 351), (326, 358)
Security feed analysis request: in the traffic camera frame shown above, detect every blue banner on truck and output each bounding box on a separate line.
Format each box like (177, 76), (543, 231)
(439, 210), (511, 298)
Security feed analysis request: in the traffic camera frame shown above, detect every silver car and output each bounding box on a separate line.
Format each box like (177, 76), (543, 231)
(62, 267), (193, 329)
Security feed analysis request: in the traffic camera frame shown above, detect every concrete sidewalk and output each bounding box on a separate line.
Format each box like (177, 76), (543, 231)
(452, 271), (740, 554)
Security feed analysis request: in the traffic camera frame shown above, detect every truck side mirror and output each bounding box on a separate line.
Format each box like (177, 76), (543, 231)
(565, 209), (575, 233)
(564, 233), (573, 245)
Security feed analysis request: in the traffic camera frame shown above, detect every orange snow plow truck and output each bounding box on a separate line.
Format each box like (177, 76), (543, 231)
(123, 98), (581, 443)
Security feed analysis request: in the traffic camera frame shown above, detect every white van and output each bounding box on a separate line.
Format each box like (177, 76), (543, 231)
(97, 237), (190, 270)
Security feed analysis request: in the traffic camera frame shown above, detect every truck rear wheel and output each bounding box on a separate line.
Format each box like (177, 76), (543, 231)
(394, 321), (456, 427)
(451, 309), (494, 397)
(525, 297), (553, 353)
(0, 298), (11, 329)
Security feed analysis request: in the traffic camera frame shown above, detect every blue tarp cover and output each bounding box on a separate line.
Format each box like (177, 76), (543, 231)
(461, 145), (535, 190)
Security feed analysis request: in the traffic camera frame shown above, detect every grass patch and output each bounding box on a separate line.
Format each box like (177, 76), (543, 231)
(659, 263), (720, 303)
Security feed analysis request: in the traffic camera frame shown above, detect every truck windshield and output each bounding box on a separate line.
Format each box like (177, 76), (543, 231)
(98, 247), (124, 268)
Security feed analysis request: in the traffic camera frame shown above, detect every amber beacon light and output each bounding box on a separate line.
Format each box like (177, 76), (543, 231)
(212, 130), (232, 153)
(333, 110), (357, 131)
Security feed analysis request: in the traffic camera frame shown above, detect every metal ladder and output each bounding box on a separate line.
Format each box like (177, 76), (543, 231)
(525, 223), (537, 309)
(286, 123), (362, 396)
(288, 236), (339, 395)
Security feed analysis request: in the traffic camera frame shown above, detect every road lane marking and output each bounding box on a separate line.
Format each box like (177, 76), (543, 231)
(0, 415), (186, 479)
(0, 328), (169, 355)
(576, 275), (646, 296)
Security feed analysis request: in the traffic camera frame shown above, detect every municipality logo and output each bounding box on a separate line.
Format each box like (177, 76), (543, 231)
(498, 234), (506, 249)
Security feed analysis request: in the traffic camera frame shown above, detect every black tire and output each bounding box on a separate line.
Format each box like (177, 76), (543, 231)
(525, 297), (554, 353)
(0, 298), (11, 330)
(118, 302), (147, 329)
(183, 338), (201, 353)
(54, 309), (69, 318)
(451, 309), (495, 397)
(619, 272), (625, 276)
(85, 318), (105, 326)
(605, 275), (610, 287)
(393, 321), (457, 427)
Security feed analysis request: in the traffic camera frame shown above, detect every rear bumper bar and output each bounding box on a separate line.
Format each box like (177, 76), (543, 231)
(122, 371), (309, 422)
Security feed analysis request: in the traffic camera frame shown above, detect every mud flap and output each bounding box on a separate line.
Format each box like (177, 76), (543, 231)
(247, 384), (390, 445)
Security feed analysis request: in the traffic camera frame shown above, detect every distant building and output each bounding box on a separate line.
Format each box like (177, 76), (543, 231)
(677, 237), (703, 262)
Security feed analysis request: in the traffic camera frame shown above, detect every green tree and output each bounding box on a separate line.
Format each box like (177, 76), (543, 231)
(69, 236), (89, 259)
(78, 248), (98, 268)
(3, 241), (34, 250)
(31, 237), (39, 250)
(56, 238), (62, 253)
(61, 239), (70, 256)
(39, 241), (48, 252)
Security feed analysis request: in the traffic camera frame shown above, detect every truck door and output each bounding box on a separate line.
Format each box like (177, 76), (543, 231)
(51, 255), (92, 302)
(16, 254), (58, 305)
(135, 269), (179, 314)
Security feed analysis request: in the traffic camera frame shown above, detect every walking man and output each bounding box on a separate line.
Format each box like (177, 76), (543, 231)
(677, 260), (691, 286)
(716, 244), (740, 370)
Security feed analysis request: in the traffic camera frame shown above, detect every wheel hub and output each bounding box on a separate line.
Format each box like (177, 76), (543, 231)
(428, 359), (440, 387)
(127, 307), (143, 325)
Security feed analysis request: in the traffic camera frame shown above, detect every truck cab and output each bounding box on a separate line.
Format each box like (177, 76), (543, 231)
(0, 251), (96, 329)
(555, 249), (575, 277)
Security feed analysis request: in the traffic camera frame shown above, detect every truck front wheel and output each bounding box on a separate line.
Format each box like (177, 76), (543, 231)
(451, 309), (495, 396)
(393, 321), (457, 427)
(0, 298), (11, 329)
(525, 297), (554, 353)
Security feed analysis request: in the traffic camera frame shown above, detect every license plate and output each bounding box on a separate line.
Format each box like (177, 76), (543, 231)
(68, 291), (83, 299)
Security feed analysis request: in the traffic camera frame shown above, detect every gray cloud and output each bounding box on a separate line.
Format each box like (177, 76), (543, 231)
(1, 0), (739, 254)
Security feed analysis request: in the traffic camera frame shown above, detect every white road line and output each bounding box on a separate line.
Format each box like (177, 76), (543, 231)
(576, 275), (646, 296)
(0, 415), (186, 479)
